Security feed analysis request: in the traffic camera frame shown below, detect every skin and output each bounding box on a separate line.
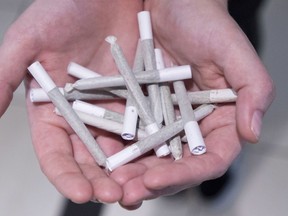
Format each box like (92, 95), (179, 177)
(110, 0), (275, 209)
(0, 0), (143, 204)
(0, 0), (274, 211)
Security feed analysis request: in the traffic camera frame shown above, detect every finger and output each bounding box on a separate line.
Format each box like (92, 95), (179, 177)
(141, 155), (225, 192)
(29, 104), (125, 203)
(119, 202), (143, 211)
(120, 177), (157, 207)
(69, 132), (126, 203)
(110, 163), (147, 186)
(222, 33), (275, 143)
(118, 107), (241, 204)
(110, 152), (174, 187)
(79, 163), (123, 204)
(142, 127), (241, 193)
(0, 30), (37, 116)
(68, 122), (128, 202)
(27, 100), (96, 203)
(112, 155), (173, 206)
(32, 123), (94, 203)
(33, 123), (124, 204)
(119, 169), (188, 207)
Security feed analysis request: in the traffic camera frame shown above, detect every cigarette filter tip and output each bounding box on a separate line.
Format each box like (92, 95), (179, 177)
(67, 62), (101, 79)
(105, 144), (141, 171)
(137, 11), (153, 40)
(28, 61), (56, 93)
(184, 121), (206, 155)
(122, 106), (138, 140)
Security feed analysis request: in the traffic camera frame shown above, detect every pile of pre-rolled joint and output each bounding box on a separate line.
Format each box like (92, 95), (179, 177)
(28, 11), (237, 172)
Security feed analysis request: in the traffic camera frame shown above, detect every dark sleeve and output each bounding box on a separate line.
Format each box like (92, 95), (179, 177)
(228, 0), (266, 51)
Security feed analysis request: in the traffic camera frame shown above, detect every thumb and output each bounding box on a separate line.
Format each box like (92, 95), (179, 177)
(236, 75), (275, 143)
(0, 29), (37, 116)
(224, 43), (275, 143)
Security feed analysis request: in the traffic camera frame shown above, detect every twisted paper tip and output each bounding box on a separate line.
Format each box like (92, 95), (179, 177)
(105, 35), (117, 45)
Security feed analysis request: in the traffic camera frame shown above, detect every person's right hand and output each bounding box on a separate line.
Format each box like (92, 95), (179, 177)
(0, 0), (143, 204)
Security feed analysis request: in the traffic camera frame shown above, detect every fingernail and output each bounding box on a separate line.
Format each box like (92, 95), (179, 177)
(251, 110), (263, 140)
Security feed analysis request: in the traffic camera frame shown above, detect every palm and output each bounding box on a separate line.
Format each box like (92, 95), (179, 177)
(11, 0), (143, 203)
(0, 0), (273, 208)
(111, 0), (273, 208)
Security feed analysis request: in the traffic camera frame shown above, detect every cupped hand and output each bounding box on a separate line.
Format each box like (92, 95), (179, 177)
(110, 0), (275, 209)
(0, 0), (143, 204)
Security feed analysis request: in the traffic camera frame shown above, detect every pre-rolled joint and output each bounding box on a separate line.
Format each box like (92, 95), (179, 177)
(72, 100), (106, 118)
(184, 121), (206, 155)
(105, 144), (141, 172)
(145, 123), (171, 157)
(191, 145), (206, 155)
(194, 104), (217, 120)
(158, 65), (192, 82)
(122, 106), (138, 140)
(154, 142), (171, 157)
(105, 35), (117, 45)
(28, 61), (57, 92)
(210, 89), (237, 103)
(154, 48), (165, 69)
(67, 62), (101, 79)
(30, 88), (64, 102)
(64, 83), (75, 93)
(145, 122), (159, 135)
(137, 11), (153, 40)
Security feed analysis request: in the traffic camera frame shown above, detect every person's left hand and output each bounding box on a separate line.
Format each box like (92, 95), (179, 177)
(109, 0), (275, 209)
